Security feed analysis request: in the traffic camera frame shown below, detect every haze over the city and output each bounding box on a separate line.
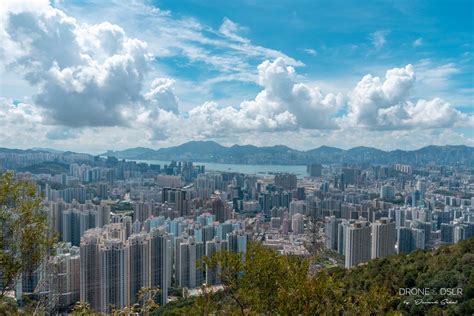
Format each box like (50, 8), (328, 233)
(0, 0), (473, 154)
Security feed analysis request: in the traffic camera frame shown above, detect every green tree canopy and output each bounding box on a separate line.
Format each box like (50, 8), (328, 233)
(0, 171), (56, 301)
(193, 242), (394, 315)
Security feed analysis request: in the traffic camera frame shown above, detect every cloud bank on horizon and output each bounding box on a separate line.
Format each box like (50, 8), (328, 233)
(0, 0), (472, 153)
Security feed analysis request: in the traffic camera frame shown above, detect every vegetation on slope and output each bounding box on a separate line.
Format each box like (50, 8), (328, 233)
(18, 161), (69, 175)
(0, 172), (56, 314)
(335, 238), (474, 315)
(155, 239), (473, 315)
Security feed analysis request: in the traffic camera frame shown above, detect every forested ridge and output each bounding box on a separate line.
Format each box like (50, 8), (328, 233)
(155, 238), (474, 315)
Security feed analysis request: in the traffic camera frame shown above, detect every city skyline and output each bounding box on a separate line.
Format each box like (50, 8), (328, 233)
(1, 0), (473, 153)
(4, 145), (472, 314)
(1, 1), (473, 314)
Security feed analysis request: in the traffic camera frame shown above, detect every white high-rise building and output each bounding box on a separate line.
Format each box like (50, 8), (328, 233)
(371, 218), (396, 259)
(337, 220), (350, 255)
(416, 180), (427, 198)
(175, 236), (204, 289)
(454, 225), (465, 243)
(325, 216), (341, 251)
(80, 222), (172, 312)
(227, 230), (247, 254)
(80, 229), (102, 311)
(149, 228), (172, 305)
(48, 245), (80, 310)
(205, 237), (228, 285)
(291, 213), (304, 234)
(345, 221), (371, 268)
(100, 239), (127, 312)
(412, 228), (426, 250)
(126, 233), (150, 306)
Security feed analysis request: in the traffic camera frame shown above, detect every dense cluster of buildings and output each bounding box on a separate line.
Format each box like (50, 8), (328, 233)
(325, 204), (473, 268)
(4, 152), (473, 313)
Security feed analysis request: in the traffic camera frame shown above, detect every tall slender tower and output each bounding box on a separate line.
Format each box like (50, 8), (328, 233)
(80, 229), (102, 311)
(371, 218), (396, 259)
(100, 239), (127, 312)
(176, 236), (204, 288)
(345, 221), (371, 268)
(127, 233), (150, 305)
(205, 237), (228, 285)
(149, 228), (172, 305)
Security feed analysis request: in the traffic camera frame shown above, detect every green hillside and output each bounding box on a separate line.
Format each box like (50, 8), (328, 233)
(17, 162), (69, 175)
(337, 238), (474, 315)
(155, 238), (474, 315)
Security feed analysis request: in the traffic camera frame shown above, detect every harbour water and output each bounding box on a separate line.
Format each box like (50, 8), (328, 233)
(131, 159), (309, 178)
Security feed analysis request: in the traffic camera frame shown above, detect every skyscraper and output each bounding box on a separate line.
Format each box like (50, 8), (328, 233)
(307, 163), (322, 177)
(175, 236), (205, 288)
(342, 168), (359, 186)
(80, 229), (102, 311)
(274, 173), (297, 190)
(325, 216), (342, 251)
(258, 192), (271, 217)
(227, 230), (247, 254)
(397, 227), (413, 254)
(292, 213), (304, 234)
(345, 221), (371, 268)
(62, 209), (81, 246)
(440, 223), (454, 244)
(380, 185), (395, 200)
(149, 229), (172, 305)
(205, 237), (228, 285)
(48, 245), (80, 310)
(80, 223), (173, 312)
(371, 218), (396, 259)
(127, 233), (150, 305)
(100, 239), (127, 312)
(412, 228), (426, 249)
(337, 220), (349, 255)
(212, 197), (229, 223)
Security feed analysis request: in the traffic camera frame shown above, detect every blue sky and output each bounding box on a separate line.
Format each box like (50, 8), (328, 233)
(157, 0), (471, 67)
(0, 0), (472, 153)
(210, 2), (465, 103)
(158, 0), (474, 103)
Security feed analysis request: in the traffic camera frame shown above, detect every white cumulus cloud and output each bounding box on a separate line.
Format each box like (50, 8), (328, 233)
(0, 1), (471, 152)
(0, 0), (176, 129)
(0, 98), (47, 148)
(144, 78), (180, 115)
(346, 64), (471, 130)
(188, 58), (343, 137)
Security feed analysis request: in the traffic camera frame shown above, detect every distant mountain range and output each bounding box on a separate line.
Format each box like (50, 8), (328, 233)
(102, 141), (474, 166)
(1, 142), (471, 166)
